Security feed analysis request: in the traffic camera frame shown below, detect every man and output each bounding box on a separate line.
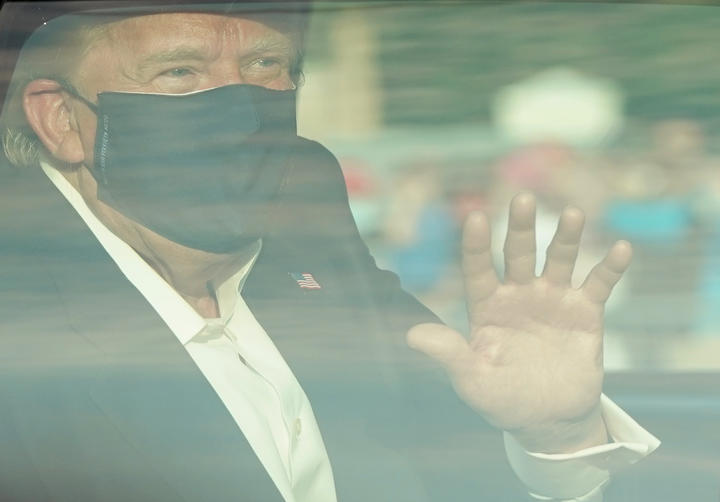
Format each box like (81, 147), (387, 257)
(0, 1), (658, 501)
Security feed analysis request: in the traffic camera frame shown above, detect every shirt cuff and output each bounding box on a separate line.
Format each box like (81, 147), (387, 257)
(503, 394), (661, 501)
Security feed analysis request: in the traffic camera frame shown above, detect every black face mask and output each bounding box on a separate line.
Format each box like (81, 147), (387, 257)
(68, 84), (298, 254)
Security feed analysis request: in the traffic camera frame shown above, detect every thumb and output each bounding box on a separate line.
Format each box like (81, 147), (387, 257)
(406, 323), (470, 370)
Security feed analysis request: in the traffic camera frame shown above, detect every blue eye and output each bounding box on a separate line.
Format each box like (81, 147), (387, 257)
(164, 67), (194, 77)
(254, 58), (280, 69)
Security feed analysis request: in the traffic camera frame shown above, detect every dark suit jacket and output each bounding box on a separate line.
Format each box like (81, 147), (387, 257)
(0, 141), (524, 502)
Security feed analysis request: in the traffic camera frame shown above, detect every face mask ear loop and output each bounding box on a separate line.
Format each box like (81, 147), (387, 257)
(48, 78), (109, 184)
(53, 78), (99, 115)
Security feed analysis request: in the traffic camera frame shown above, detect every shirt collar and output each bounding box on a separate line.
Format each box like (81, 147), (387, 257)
(41, 161), (260, 345)
(210, 239), (261, 323)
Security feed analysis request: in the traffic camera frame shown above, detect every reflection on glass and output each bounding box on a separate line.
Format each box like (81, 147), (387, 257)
(0, 2), (717, 502)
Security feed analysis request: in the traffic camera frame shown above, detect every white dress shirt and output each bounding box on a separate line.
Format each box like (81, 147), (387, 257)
(42, 162), (659, 502)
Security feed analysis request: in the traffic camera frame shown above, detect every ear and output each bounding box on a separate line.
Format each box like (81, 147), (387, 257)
(22, 79), (86, 164)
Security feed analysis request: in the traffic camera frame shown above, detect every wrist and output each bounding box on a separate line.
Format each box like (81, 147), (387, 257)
(508, 405), (609, 454)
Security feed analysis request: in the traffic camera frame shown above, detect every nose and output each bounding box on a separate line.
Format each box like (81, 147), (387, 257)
(206, 59), (247, 88)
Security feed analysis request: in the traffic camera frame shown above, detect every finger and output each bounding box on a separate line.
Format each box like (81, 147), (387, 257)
(462, 211), (500, 305)
(406, 323), (470, 370)
(503, 192), (537, 284)
(542, 206), (585, 285)
(581, 240), (633, 304)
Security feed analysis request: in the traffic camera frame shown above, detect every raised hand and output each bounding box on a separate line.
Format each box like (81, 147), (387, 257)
(407, 192), (632, 453)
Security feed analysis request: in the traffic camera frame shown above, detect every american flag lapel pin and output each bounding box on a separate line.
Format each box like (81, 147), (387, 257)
(290, 272), (322, 290)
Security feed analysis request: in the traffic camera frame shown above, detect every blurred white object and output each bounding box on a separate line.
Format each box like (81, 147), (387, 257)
(492, 67), (624, 147)
(298, 10), (381, 139)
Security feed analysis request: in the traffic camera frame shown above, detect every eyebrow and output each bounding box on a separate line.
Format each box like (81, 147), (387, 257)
(247, 37), (296, 56)
(137, 47), (210, 72)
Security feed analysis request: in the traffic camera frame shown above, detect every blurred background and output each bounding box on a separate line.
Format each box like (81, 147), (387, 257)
(295, 6), (720, 494)
(297, 0), (720, 372)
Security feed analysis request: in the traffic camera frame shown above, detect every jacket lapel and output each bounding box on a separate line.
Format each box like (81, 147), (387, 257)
(7, 165), (284, 502)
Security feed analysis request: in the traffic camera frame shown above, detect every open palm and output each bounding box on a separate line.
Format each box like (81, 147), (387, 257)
(407, 193), (632, 452)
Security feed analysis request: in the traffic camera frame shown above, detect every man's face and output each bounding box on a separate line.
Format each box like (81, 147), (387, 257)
(72, 12), (298, 165)
(24, 11), (301, 280)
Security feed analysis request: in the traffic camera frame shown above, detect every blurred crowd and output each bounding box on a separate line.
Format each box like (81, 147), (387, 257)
(331, 118), (720, 371)
(296, 5), (720, 371)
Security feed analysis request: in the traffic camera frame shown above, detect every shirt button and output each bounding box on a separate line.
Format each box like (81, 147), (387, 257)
(293, 418), (302, 438)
